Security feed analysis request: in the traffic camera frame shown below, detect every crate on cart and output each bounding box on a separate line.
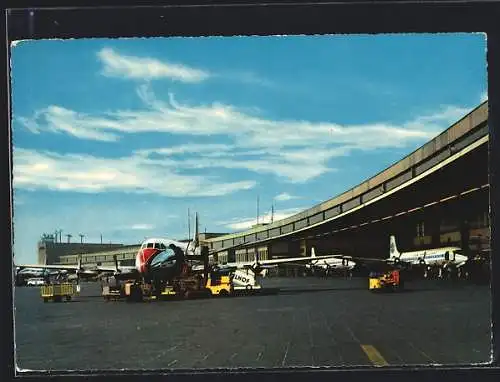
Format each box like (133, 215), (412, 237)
(41, 283), (78, 302)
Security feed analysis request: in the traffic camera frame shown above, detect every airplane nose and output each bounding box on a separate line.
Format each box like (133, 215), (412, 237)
(136, 247), (162, 274)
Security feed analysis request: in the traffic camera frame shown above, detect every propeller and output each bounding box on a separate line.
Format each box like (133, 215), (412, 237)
(112, 254), (121, 277)
(75, 254), (82, 293)
(250, 250), (268, 274)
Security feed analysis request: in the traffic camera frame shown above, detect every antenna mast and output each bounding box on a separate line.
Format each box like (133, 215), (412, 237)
(271, 203), (274, 223)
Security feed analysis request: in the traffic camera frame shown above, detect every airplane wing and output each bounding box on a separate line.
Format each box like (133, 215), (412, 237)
(325, 254), (412, 268)
(16, 257), (137, 277)
(94, 265), (136, 272)
(15, 264), (86, 272)
(217, 254), (341, 270)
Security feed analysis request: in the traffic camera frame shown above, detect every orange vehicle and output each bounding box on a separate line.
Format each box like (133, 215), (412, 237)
(369, 269), (404, 292)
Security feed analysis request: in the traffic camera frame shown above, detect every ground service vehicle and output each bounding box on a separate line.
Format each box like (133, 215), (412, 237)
(41, 282), (79, 302)
(116, 272), (234, 302)
(101, 245), (234, 302)
(205, 272), (233, 296)
(369, 269), (403, 292)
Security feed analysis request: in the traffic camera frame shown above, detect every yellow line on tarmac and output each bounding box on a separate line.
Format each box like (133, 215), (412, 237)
(360, 345), (389, 367)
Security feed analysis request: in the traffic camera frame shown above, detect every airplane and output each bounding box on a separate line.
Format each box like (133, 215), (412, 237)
(14, 212), (340, 285)
(305, 247), (356, 275)
(387, 235), (468, 268)
(326, 235), (468, 272)
(14, 233), (199, 284)
(213, 251), (342, 274)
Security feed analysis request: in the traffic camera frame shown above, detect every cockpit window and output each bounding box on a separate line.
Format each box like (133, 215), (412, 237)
(149, 248), (176, 268)
(154, 242), (167, 250)
(147, 243), (154, 248)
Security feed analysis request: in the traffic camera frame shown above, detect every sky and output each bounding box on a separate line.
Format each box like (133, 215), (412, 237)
(10, 34), (487, 264)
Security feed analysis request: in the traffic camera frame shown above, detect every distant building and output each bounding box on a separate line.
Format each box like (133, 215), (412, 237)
(37, 236), (125, 265)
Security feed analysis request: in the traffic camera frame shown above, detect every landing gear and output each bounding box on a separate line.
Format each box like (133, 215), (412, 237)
(126, 284), (144, 302)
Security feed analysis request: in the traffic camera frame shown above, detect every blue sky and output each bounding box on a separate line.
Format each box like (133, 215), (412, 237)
(11, 34), (487, 264)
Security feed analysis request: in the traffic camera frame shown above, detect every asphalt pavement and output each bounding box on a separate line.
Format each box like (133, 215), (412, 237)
(13, 276), (491, 372)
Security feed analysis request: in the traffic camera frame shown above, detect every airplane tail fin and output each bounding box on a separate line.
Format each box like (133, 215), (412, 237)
(186, 211), (199, 255)
(194, 212), (199, 248)
(389, 235), (400, 259)
(311, 247), (316, 258)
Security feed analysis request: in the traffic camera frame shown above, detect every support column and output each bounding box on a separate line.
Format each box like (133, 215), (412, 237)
(428, 211), (442, 248)
(460, 219), (471, 257)
(226, 248), (235, 263)
(299, 239), (308, 257)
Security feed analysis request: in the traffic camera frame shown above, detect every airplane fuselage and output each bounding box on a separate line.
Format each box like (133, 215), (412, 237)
(391, 247), (467, 267)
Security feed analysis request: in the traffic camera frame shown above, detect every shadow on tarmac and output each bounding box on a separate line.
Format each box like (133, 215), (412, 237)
(278, 287), (367, 295)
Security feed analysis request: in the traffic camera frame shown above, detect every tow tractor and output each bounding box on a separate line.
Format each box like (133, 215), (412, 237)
(205, 270), (233, 296)
(369, 268), (404, 292)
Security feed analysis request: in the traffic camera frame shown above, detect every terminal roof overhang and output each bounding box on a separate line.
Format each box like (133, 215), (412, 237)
(203, 101), (489, 253)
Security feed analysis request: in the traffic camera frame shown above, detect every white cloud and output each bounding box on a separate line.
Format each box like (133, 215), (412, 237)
(274, 192), (297, 202)
(12, 148), (256, 197)
(97, 47), (274, 87)
(130, 224), (155, 230)
(223, 70), (276, 88)
(15, 84), (469, 185)
(410, 105), (473, 127)
(97, 47), (210, 83)
(136, 143), (233, 157)
(219, 207), (306, 231)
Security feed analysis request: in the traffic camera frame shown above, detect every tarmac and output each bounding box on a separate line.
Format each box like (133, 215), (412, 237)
(13, 276), (491, 372)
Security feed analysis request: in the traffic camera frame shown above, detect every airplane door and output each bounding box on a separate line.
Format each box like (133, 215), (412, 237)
(444, 252), (450, 261)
